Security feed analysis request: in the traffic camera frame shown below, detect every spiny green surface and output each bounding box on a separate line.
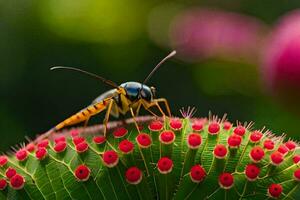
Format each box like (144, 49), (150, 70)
(0, 116), (299, 200)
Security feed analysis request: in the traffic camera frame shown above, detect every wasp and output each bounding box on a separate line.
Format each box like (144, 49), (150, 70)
(48, 51), (176, 136)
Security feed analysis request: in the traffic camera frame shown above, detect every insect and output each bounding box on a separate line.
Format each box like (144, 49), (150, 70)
(48, 51), (176, 136)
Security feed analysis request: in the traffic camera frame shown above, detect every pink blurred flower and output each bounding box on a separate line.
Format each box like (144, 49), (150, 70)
(262, 10), (300, 109)
(170, 8), (267, 63)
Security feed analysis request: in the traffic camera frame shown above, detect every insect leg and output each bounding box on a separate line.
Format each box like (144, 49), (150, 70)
(147, 101), (166, 116)
(135, 101), (142, 116)
(129, 107), (141, 133)
(153, 98), (172, 117)
(103, 99), (114, 137)
(82, 117), (90, 134)
(138, 100), (160, 118)
(155, 102), (166, 116)
(140, 99), (166, 117)
(84, 119), (90, 127)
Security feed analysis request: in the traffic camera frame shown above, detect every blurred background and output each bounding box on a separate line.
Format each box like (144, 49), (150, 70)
(1, 0), (300, 151)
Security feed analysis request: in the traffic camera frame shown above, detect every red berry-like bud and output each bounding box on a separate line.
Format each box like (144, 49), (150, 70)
(245, 164), (260, 181)
(26, 143), (35, 152)
(218, 173), (234, 189)
(75, 142), (89, 153)
(227, 134), (242, 148)
(170, 118), (182, 130)
(54, 142), (67, 153)
(192, 120), (204, 131)
(93, 136), (106, 144)
(70, 129), (79, 138)
(119, 140), (134, 154)
(125, 167), (142, 185)
(234, 126), (246, 136)
(113, 127), (128, 138)
(208, 122), (220, 135)
(285, 141), (296, 151)
(15, 149), (28, 161)
(157, 157), (173, 174)
(136, 133), (152, 148)
(73, 136), (85, 145)
(74, 165), (90, 181)
(264, 139), (275, 150)
(249, 146), (265, 162)
(293, 169), (300, 181)
(0, 155), (8, 167)
(190, 165), (206, 183)
(159, 130), (175, 144)
(54, 136), (66, 144)
(223, 122), (232, 130)
(0, 179), (7, 190)
(214, 144), (228, 159)
(148, 120), (163, 131)
(37, 139), (49, 148)
(35, 148), (47, 160)
(293, 154), (300, 164)
(249, 131), (263, 143)
(6, 167), (16, 179)
(103, 150), (119, 168)
(268, 183), (282, 198)
(277, 144), (289, 155)
(270, 151), (284, 166)
(187, 133), (202, 149)
(10, 174), (25, 190)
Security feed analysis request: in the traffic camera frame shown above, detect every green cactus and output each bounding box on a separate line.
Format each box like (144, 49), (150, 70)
(0, 115), (299, 200)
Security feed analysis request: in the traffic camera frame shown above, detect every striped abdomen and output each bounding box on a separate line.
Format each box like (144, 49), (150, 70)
(54, 100), (108, 131)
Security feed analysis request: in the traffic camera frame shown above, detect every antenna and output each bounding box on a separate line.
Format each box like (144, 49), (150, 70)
(50, 66), (119, 88)
(143, 50), (176, 85)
